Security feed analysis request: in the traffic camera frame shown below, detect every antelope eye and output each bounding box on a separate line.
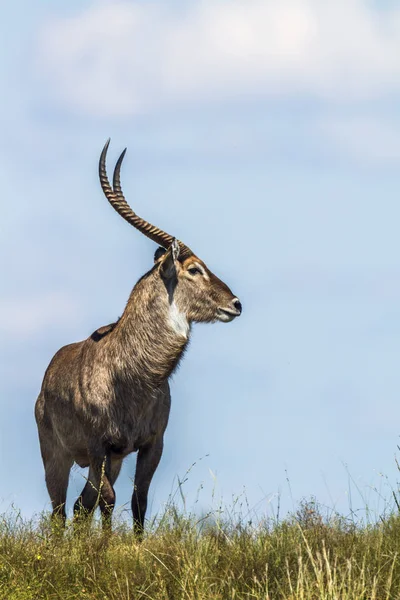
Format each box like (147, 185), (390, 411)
(188, 267), (201, 276)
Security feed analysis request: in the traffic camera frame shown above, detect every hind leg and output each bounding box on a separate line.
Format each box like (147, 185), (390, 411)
(39, 434), (73, 526)
(102, 458), (123, 530)
(36, 395), (73, 526)
(74, 455), (122, 531)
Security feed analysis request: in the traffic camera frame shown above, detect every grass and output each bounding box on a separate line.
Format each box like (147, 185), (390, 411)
(1, 496), (400, 600)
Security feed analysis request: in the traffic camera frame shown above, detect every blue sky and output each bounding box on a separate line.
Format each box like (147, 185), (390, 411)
(1, 0), (400, 523)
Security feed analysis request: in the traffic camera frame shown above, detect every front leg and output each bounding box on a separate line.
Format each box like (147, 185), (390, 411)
(132, 437), (163, 537)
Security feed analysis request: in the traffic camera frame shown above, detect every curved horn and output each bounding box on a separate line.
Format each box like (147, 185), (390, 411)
(99, 140), (193, 258)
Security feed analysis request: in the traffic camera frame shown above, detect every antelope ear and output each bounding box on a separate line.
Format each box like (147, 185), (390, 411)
(154, 247), (167, 264)
(159, 239), (180, 279)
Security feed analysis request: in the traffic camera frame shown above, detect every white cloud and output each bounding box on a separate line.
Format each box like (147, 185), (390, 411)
(36, 0), (400, 117)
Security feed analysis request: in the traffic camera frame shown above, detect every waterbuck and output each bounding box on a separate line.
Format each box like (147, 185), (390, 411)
(35, 140), (242, 534)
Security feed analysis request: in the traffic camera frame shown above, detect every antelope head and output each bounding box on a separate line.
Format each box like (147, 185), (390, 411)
(99, 140), (242, 326)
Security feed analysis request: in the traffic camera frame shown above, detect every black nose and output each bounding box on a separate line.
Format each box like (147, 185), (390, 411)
(233, 299), (242, 314)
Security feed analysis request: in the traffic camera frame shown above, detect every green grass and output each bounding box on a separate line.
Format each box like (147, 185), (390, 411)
(1, 498), (400, 600)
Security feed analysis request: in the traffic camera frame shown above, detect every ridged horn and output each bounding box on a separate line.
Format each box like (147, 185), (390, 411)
(99, 139), (193, 258)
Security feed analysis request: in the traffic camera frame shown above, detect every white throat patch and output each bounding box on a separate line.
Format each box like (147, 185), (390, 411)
(169, 302), (190, 338)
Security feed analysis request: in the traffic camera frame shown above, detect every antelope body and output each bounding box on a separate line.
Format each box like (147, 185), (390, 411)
(35, 141), (241, 533)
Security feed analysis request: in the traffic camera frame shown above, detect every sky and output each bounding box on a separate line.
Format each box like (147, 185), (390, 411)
(1, 0), (400, 525)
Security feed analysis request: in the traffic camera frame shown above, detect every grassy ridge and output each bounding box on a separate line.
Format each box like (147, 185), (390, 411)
(1, 500), (400, 600)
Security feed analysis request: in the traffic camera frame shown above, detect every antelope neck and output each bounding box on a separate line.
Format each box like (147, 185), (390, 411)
(112, 270), (190, 383)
